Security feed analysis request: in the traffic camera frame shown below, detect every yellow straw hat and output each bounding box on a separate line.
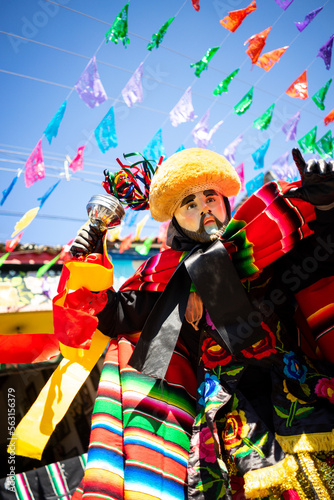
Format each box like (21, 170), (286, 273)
(149, 148), (241, 222)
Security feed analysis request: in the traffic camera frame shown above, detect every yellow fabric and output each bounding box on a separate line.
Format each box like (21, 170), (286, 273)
(0, 310), (54, 335)
(276, 431), (334, 454)
(9, 251), (114, 459)
(243, 454), (299, 498)
(65, 261), (114, 292)
(244, 451), (334, 499)
(9, 329), (109, 460)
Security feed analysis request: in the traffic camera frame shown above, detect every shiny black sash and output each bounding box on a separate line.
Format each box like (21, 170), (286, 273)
(129, 240), (265, 379)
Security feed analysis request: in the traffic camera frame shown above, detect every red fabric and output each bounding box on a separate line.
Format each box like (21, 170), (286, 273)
(53, 288), (108, 349)
(120, 248), (182, 292)
(245, 26), (271, 64)
(0, 334), (60, 363)
(282, 490), (301, 500)
(57, 264), (70, 293)
(295, 276), (334, 363)
(286, 70), (308, 99)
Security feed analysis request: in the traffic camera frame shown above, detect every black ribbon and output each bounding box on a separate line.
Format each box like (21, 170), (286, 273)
(129, 240), (265, 379)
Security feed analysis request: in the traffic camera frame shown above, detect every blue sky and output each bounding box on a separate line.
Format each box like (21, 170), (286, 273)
(0, 0), (333, 247)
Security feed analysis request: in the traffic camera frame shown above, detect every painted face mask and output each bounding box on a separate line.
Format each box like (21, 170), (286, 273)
(174, 189), (229, 243)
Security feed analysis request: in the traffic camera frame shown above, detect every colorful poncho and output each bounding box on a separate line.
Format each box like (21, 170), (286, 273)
(4, 180), (334, 500)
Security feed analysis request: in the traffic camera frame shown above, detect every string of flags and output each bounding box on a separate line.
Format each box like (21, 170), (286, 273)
(2, 0), (334, 260)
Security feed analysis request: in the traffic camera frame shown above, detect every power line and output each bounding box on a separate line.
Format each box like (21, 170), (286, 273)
(0, 209), (159, 229)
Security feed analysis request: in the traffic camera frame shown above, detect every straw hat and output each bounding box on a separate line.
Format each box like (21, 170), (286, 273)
(149, 148), (241, 222)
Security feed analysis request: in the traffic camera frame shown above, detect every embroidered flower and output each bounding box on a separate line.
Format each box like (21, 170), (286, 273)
(192, 426), (217, 463)
(230, 475), (246, 500)
(283, 351), (307, 383)
(205, 310), (216, 330)
(282, 490), (302, 500)
(241, 322), (276, 359)
(201, 337), (232, 369)
(315, 377), (334, 404)
(283, 380), (307, 404)
(222, 410), (250, 451)
(198, 373), (221, 406)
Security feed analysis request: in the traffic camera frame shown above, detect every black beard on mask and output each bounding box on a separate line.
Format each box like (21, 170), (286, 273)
(180, 213), (229, 243)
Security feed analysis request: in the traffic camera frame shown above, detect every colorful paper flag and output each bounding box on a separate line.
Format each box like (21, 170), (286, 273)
(24, 139), (45, 188)
(108, 225), (122, 242)
(36, 253), (61, 278)
(295, 7), (323, 32)
(190, 47), (219, 77)
(235, 162), (245, 191)
(271, 154), (298, 182)
(95, 106), (118, 153)
(135, 235), (154, 256)
(5, 232), (23, 252)
(312, 79), (332, 110)
(38, 180), (61, 209)
(105, 3), (129, 47)
(234, 87), (253, 115)
(135, 213), (150, 240)
(315, 130), (333, 158)
(246, 173), (264, 196)
(191, 0), (200, 11)
(68, 145), (85, 172)
(324, 108), (334, 126)
(252, 139), (270, 169)
(286, 70), (308, 99)
(122, 63), (143, 108)
(175, 145), (185, 153)
(223, 135), (243, 165)
(0, 252), (10, 268)
(220, 0), (256, 33)
(170, 87), (196, 127)
(253, 103), (275, 130)
(271, 152), (289, 178)
(143, 129), (165, 164)
(147, 17), (174, 50)
(123, 210), (138, 228)
(43, 101), (67, 144)
(75, 56), (107, 109)
(256, 46), (288, 71)
(281, 111), (300, 141)
(244, 27), (271, 64)
(119, 233), (134, 253)
(317, 35), (334, 70)
(274, 0), (294, 10)
(298, 126), (317, 154)
(213, 69), (239, 95)
(0, 170), (21, 206)
(11, 207), (40, 237)
(191, 110), (223, 148)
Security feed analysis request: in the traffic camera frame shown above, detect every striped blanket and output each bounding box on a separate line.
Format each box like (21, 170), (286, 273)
(72, 333), (197, 500)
